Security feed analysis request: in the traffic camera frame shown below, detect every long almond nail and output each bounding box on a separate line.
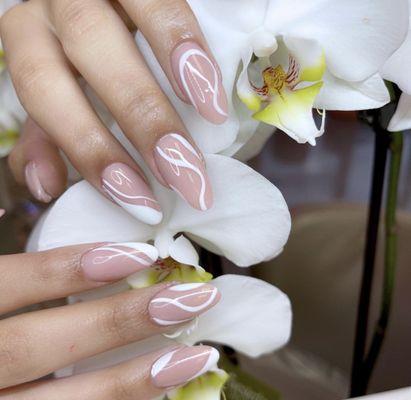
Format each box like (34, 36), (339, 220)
(102, 163), (162, 225)
(149, 283), (221, 326)
(25, 162), (53, 203)
(152, 346), (220, 388)
(171, 41), (228, 125)
(154, 133), (213, 211)
(81, 242), (158, 282)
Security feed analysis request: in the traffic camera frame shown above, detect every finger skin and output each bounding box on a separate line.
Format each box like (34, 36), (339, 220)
(0, 282), (221, 388)
(0, 345), (219, 400)
(0, 4), (161, 224)
(0, 244), (105, 315)
(8, 118), (67, 202)
(48, 0), (213, 210)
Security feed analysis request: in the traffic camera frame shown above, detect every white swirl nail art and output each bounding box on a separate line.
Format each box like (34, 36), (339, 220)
(102, 163), (162, 225)
(179, 49), (228, 118)
(154, 134), (213, 211)
(149, 283), (220, 326)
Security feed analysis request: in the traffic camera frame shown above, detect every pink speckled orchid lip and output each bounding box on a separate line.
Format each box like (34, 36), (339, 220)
(171, 41), (228, 125)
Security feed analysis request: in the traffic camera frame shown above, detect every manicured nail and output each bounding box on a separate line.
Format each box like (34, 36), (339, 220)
(154, 133), (213, 211)
(24, 162), (53, 203)
(81, 242), (158, 282)
(149, 283), (221, 326)
(102, 163), (162, 225)
(0, 209), (5, 219)
(171, 41), (228, 125)
(151, 346), (220, 388)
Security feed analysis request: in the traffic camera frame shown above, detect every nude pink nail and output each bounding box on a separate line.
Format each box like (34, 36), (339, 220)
(154, 133), (213, 211)
(0, 209), (5, 219)
(149, 283), (221, 326)
(101, 163), (163, 225)
(81, 242), (158, 282)
(24, 162), (53, 203)
(151, 346), (220, 388)
(171, 41), (228, 125)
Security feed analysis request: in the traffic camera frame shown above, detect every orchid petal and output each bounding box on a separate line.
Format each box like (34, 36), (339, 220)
(31, 181), (154, 251)
(388, 93), (411, 132)
(168, 370), (229, 400)
(253, 82), (324, 145)
(265, 0), (409, 82)
(170, 154), (291, 267)
(315, 72), (390, 110)
(168, 235), (200, 268)
(382, 15), (411, 94)
(179, 275), (292, 358)
(237, 47), (262, 112)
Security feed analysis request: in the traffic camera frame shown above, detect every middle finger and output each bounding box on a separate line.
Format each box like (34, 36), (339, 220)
(49, 0), (213, 211)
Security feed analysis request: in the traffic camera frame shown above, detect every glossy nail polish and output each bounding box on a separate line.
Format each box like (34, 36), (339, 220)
(25, 162), (53, 203)
(151, 346), (220, 388)
(154, 133), (213, 211)
(102, 163), (162, 225)
(149, 283), (221, 326)
(171, 41), (228, 124)
(81, 242), (158, 282)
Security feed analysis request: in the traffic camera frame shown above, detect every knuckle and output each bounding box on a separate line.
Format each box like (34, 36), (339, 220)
(54, 0), (106, 43)
(112, 375), (138, 400)
(121, 86), (165, 123)
(12, 57), (57, 101)
(141, 0), (185, 26)
(99, 297), (141, 344)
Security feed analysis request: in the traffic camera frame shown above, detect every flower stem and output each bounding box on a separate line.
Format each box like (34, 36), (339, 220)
(362, 131), (403, 388)
(350, 113), (390, 397)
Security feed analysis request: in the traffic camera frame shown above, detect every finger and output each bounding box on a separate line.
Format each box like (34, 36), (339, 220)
(0, 242), (159, 315)
(0, 345), (220, 400)
(0, 282), (221, 387)
(48, 0), (214, 211)
(8, 118), (67, 203)
(120, 0), (229, 124)
(0, 3), (163, 225)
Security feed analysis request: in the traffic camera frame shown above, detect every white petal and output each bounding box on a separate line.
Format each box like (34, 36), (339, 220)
(32, 181), (154, 251)
(169, 235), (201, 268)
(170, 154), (291, 267)
(388, 93), (411, 132)
(265, 0), (409, 81)
(315, 72), (390, 110)
(181, 275), (292, 358)
(382, 14), (411, 94)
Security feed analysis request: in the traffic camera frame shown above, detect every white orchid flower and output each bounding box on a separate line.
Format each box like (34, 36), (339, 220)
(381, 0), (411, 132)
(136, 0), (407, 153)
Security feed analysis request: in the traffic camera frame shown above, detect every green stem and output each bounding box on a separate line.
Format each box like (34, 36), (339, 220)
(363, 131), (403, 387)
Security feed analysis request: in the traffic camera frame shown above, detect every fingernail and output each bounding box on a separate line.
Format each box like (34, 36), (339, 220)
(171, 41), (228, 125)
(0, 209), (5, 219)
(81, 242), (158, 282)
(101, 163), (163, 225)
(25, 161), (53, 203)
(149, 283), (221, 326)
(154, 133), (213, 211)
(151, 346), (220, 388)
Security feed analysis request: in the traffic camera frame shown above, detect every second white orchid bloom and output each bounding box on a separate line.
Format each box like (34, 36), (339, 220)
(136, 0), (407, 152)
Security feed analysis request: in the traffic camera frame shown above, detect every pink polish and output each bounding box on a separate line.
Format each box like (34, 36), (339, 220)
(151, 346), (220, 388)
(171, 41), (228, 125)
(81, 242), (158, 282)
(154, 133), (213, 211)
(149, 283), (221, 326)
(24, 162), (53, 203)
(0, 209), (5, 219)
(102, 163), (163, 225)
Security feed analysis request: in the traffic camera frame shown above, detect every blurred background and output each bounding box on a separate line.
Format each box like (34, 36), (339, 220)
(1, 112), (411, 399)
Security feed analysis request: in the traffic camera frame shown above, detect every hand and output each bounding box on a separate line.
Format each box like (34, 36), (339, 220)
(0, 0), (228, 222)
(0, 242), (221, 399)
